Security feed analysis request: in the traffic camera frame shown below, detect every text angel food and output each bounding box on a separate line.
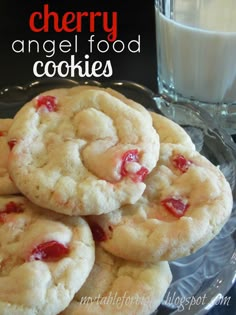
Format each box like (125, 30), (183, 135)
(11, 4), (141, 78)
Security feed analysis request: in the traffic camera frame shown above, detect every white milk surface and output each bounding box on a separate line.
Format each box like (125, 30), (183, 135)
(156, 0), (236, 103)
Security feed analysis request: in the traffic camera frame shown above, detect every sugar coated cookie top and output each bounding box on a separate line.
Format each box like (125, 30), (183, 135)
(150, 112), (195, 149)
(0, 195), (95, 315)
(87, 143), (233, 262)
(61, 246), (172, 315)
(7, 86), (160, 215)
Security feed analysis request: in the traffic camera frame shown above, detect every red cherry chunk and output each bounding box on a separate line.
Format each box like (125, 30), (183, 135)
(172, 154), (192, 173)
(4, 201), (23, 213)
(130, 166), (149, 182)
(8, 139), (17, 150)
(29, 240), (69, 262)
(161, 196), (189, 218)
(0, 131), (5, 136)
(90, 223), (107, 242)
(36, 95), (57, 112)
(120, 149), (148, 182)
(121, 149), (138, 176)
(0, 201), (23, 223)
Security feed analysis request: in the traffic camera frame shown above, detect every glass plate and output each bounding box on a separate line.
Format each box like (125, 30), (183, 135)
(0, 78), (235, 315)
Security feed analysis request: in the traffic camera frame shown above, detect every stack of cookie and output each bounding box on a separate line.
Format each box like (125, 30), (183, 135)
(0, 86), (233, 315)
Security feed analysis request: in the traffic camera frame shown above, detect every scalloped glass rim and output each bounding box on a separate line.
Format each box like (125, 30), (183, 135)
(0, 78), (235, 315)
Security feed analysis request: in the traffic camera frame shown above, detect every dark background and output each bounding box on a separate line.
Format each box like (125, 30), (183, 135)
(0, 0), (158, 92)
(0, 1), (235, 314)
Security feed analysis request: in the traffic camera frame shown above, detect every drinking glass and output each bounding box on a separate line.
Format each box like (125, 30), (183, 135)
(155, 0), (236, 134)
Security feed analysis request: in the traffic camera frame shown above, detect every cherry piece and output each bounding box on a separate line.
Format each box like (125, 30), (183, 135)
(4, 202), (23, 213)
(130, 166), (149, 182)
(161, 196), (189, 218)
(36, 95), (57, 112)
(0, 131), (4, 136)
(90, 223), (107, 242)
(172, 154), (192, 173)
(0, 201), (23, 223)
(8, 139), (17, 150)
(121, 149), (138, 177)
(29, 240), (69, 262)
(120, 149), (148, 182)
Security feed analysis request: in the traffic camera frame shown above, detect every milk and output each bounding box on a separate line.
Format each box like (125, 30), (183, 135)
(156, 0), (236, 103)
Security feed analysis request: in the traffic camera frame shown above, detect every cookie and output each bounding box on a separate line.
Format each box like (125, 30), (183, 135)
(87, 143), (233, 262)
(0, 195), (95, 315)
(7, 86), (160, 216)
(0, 119), (19, 195)
(60, 246), (172, 315)
(150, 112), (195, 149)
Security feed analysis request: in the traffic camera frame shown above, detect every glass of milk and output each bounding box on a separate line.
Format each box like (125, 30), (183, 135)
(155, 0), (236, 133)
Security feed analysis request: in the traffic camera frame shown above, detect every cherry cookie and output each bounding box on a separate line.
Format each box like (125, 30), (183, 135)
(60, 246), (172, 315)
(0, 195), (95, 315)
(150, 112), (195, 149)
(0, 119), (19, 195)
(7, 86), (160, 215)
(87, 143), (233, 262)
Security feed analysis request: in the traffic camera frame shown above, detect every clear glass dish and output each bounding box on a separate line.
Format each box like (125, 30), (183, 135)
(0, 78), (235, 315)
